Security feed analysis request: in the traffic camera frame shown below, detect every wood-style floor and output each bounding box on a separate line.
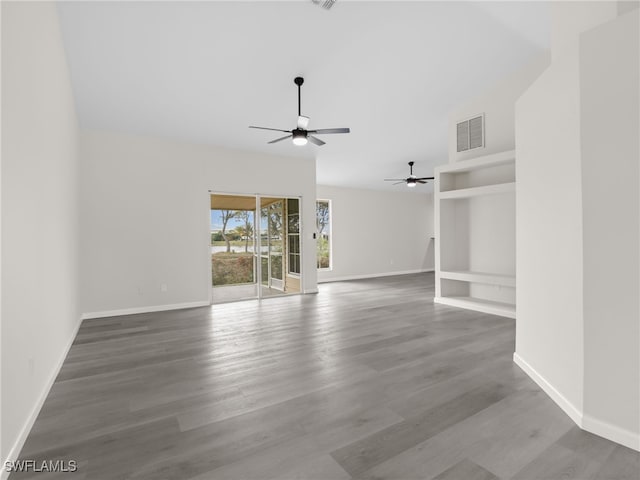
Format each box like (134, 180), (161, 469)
(15, 273), (639, 479)
(211, 284), (293, 304)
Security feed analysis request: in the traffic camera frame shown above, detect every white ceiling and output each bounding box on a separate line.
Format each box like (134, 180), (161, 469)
(57, 1), (550, 192)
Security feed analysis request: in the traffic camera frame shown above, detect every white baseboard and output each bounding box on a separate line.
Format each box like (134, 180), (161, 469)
(81, 300), (210, 320)
(513, 353), (582, 427)
(513, 352), (584, 426)
(1, 315), (83, 480)
(583, 413), (640, 452)
(514, 352), (640, 452)
(318, 268), (434, 284)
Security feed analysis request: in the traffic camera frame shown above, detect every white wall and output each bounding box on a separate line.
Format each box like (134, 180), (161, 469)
(448, 53), (550, 163)
(1, 1), (80, 467)
(516, 1), (638, 450)
(515, 45), (586, 421)
(316, 185), (433, 282)
(580, 9), (639, 447)
(80, 130), (317, 316)
(551, 1), (618, 60)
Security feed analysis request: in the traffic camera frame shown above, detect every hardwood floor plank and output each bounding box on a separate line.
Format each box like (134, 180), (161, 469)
(432, 458), (500, 480)
(330, 382), (513, 476)
(185, 436), (349, 480)
(510, 444), (607, 480)
(595, 444), (640, 480)
(351, 385), (575, 479)
(510, 426), (638, 480)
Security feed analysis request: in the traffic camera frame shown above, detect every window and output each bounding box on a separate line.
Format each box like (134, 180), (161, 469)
(287, 198), (300, 275)
(316, 200), (331, 270)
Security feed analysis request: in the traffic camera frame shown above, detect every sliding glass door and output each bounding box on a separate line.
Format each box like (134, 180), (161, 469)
(210, 193), (302, 304)
(260, 199), (284, 291)
(210, 194), (258, 303)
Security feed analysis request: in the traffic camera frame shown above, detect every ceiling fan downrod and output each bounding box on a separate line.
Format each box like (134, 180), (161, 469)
(294, 77), (304, 117)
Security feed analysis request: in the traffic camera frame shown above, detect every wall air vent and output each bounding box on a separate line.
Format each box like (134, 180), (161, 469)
(456, 114), (485, 152)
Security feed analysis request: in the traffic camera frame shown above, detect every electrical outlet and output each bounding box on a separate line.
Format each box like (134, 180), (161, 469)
(161, 283), (168, 292)
(28, 357), (34, 376)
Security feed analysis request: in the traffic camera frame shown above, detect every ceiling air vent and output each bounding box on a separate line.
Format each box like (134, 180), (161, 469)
(311, 0), (337, 10)
(456, 114), (484, 152)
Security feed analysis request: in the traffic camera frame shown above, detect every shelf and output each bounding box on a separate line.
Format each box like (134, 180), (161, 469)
(439, 270), (515, 287)
(434, 296), (516, 319)
(434, 150), (515, 174)
(439, 182), (515, 199)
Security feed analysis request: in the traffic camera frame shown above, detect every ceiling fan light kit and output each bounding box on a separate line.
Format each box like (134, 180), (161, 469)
(249, 77), (350, 147)
(292, 129), (308, 146)
(384, 161), (434, 187)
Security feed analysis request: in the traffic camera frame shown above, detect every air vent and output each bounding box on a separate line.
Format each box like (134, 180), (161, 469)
(456, 114), (484, 152)
(311, 0), (337, 9)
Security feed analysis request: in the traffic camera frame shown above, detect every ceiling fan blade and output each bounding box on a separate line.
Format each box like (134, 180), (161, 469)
(307, 135), (325, 146)
(392, 181), (406, 185)
(417, 180), (428, 184)
(384, 178), (405, 182)
(307, 128), (350, 135)
(297, 115), (310, 129)
(268, 135), (293, 144)
(249, 126), (291, 133)
(415, 177), (435, 181)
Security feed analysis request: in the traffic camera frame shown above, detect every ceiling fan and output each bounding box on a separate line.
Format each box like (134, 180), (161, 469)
(249, 77), (350, 147)
(385, 162), (434, 188)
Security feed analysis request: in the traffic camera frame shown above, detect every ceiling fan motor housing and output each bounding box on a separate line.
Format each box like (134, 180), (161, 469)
(292, 129), (307, 139)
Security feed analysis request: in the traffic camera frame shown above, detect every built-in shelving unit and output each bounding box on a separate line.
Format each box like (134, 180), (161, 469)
(434, 150), (516, 319)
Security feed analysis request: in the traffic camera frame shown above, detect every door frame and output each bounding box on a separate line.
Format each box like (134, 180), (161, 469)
(208, 190), (304, 304)
(260, 199), (285, 291)
(208, 192), (259, 304)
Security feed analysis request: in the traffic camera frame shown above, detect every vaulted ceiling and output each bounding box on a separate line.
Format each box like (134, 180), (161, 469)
(57, 1), (550, 191)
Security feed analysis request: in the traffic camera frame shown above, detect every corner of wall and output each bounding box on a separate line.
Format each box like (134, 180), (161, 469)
(1, 1), (83, 468)
(515, 2), (639, 452)
(579, 8), (640, 452)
